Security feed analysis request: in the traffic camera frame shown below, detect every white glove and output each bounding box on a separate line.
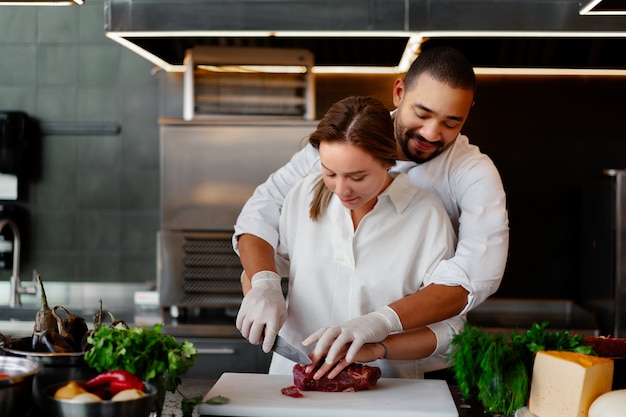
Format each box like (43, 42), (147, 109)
(303, 306), (402, 363)
(236, 271), (287, 353)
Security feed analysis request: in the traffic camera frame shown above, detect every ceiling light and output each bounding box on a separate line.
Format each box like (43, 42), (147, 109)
(580, 0), (626, 15)
(106, 30), (626, 76)
(0, 0), (83, 5)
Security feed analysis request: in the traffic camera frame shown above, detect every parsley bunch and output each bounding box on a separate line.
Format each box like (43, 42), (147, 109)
(84, 322), (197, 393)
(450, 321), (594, 415)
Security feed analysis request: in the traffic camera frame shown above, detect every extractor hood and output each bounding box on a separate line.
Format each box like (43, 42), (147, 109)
(104, 0), (626, 73)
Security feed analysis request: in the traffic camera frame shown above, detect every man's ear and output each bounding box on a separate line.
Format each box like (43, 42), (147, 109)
(392, 78), (405, 108)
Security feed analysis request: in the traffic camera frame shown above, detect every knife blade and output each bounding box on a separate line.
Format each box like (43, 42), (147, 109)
(271, 335), (312, 365)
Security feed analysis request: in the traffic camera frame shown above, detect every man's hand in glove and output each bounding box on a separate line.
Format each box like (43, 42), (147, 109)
(303, 306), (402, 364)
(236, 271), (287, 353)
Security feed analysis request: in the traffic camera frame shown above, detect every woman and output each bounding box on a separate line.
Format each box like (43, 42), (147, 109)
(238, 96), (464, 379)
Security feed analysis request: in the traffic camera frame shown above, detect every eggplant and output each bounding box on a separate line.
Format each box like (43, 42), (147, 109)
(40, 329), (74, 353)
(0, 333), (33, 351)
(50, 308), (79, 351)
(107, 311), (129, 330)
(32, 274), (57, 351)
(53, 305), (88, 351)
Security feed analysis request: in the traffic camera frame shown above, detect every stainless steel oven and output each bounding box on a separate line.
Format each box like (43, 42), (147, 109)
(157, 120), (317, 312)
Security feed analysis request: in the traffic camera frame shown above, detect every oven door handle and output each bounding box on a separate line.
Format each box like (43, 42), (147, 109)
(195, 347), (237, 355)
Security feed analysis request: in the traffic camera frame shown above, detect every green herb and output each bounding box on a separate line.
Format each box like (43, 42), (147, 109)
(180, 394), (230, 416)
(84, 322), (197, 393)
(450, 321), (595, 415)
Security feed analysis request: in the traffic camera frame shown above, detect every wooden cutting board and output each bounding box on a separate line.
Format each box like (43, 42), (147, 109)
(198, 372), (459, 417)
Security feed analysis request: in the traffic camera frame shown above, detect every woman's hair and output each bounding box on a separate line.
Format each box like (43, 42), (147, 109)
(308, 96), (395, 220)
(404, 46), (476, 96)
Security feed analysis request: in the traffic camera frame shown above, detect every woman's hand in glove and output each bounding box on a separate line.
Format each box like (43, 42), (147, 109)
(303, 306), (402, 364)
(236, 271), (286, 353)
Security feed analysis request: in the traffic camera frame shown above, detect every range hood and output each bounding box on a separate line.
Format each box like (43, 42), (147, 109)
(104, 0), (626, 73)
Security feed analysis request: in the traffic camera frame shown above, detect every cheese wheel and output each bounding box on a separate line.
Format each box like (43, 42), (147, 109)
(588, 389), (626, 417)
(529, 351), (614, 417)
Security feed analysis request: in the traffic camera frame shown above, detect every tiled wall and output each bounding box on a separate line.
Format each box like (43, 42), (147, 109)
(0, 1), (160, 284)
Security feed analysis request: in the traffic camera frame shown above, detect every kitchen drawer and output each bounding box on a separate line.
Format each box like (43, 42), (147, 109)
(181, 337), (271, 379)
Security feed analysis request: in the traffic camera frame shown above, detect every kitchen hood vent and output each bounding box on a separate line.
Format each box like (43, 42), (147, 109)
(183, 46), (315, 120)
(105, 0), (626, 73)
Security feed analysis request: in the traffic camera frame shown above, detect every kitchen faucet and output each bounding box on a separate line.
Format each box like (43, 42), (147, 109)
(0, 218), (36, 307)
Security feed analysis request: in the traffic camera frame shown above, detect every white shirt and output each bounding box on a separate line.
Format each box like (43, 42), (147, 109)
(268, 172), (464, 378)
(234, 133), (509, 314)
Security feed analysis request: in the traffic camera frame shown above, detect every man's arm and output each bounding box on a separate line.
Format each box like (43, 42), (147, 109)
(389, 284), (468, 330)
(238, 234), (276, 295)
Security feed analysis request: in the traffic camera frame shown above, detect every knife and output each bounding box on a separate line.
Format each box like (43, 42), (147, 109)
(271, 335), (312, 364)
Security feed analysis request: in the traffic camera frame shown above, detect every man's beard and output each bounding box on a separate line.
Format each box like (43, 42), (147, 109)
(397, 131), (445, 164)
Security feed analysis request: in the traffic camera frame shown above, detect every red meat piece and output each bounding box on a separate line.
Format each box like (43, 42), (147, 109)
(583, 335), (626, 358)
(292, 363), (381, 392)
(280, 385), (304, 398)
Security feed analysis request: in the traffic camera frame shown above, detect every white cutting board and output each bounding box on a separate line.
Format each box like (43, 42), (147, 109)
(198, 372), (458, 417)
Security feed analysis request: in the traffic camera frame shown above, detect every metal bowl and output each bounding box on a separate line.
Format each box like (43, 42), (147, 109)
(42, 380), (157, 417)
(0, 356), (44, 417)
(1, 339), (98, 411)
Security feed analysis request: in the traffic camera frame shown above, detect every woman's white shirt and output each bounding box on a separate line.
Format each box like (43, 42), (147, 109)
(269, 172), (463, 378)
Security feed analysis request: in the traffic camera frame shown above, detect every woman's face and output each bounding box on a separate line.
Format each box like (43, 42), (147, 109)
(319, 141), (391, 213)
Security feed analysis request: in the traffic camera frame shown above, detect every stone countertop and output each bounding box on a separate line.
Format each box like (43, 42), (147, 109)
(162, 379), (215, 417)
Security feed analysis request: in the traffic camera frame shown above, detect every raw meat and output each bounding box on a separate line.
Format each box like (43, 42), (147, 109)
(584, 335), (626, 358)
(292, 363), (381, 392)
(280, 385), (303, 398)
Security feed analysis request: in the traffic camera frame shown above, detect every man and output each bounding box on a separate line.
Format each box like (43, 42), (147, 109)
(233, 46), (509, 374)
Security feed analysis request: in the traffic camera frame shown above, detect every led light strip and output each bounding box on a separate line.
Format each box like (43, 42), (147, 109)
(0, 0), (83, 5)
(106, 30), (626, 76)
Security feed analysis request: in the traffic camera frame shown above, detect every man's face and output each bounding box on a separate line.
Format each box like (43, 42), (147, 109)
(392, 73), (474, 163)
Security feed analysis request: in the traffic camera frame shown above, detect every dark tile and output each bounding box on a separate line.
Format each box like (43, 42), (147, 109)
(77, 87), (119, 122)
(38, 45), (78, 85)
(77, 136), (120, 169)
(121, 169), (159, 210)
(0, 8), (36, 43)
(37, 86), (78, 120)
(25, 254), (78, 282)
(120, 212), (158, 254)
(33, 171), (77, 209)
(77, 170), (120, 210)
(37, 6), (78, 44)
(120, 254), (157, 283)
(78, 253), (120, 282)
(79, 46), (119, 87)
(31, 211), (76, 251)
(77, 211), (120, 252)
(41, 135), (78, 172)
(0, 46), (36, 85)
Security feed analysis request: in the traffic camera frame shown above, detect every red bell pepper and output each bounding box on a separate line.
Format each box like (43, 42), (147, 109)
(84, 370), (145, 395)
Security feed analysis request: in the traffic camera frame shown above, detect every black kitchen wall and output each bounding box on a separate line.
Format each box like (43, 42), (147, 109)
(316, 73), (626, 301)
